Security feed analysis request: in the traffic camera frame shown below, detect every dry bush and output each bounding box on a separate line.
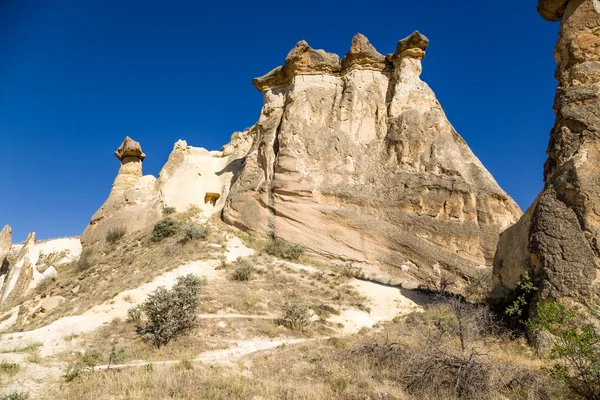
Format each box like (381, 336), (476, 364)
(279, 301), (312, 331)
(106, 226), (126, 244)
(181, 222), (209, 242)
(265, 238), (304, 261)
(231, 258), (254, 281)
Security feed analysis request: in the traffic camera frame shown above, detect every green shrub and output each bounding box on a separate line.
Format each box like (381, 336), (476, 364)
(135, 274), (204, 347)
(64, 349), (102, 382)
(151, 218), (180, 242)
(280, 301), (312, 330)
(231, 258), (255, 281)
(339, 263), (364, 279)
(182, 222), (209, 241)
(106, 226), (126, 244)
(265, 238), (304, 261)
(162, 206), (176, 216)
(527, 301), (600, 400)
(505, 272), (538, 320)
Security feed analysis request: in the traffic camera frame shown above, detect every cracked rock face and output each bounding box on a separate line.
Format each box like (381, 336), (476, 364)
(223, 33), (521, 289)
(493, 0), (600, 304)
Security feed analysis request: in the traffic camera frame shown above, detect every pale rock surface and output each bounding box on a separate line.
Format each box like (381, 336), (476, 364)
(157, 134), (251, 220)
(40, 295), (65, 312)
(0, 225), (12, 291)
(0, 232), (39, 304)
(493, 0), (600, 305)
(81, 137), (162, 246)
(224, 33), (521, 288)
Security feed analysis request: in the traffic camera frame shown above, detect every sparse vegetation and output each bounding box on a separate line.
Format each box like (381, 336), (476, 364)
(135, 274), (204, 347)
(1, 392), (28, 400)
(0, 361), (20, 378)
(126, 304), (143, 323)
(64, 350), (102, 382)
(527, 300), (600, 400)
(265, 238), (304, 261)
(151, 218), (180, 242)
(106, 226), (126, 244)
(231, 258), (254, 281)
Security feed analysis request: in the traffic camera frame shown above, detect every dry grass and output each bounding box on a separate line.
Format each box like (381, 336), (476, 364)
(46, 302), (570, 400)
(3, 227), (225, 332)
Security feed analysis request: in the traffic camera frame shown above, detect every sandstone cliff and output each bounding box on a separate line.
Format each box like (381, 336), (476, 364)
(493, 0), (600, 304)
(223, 32), (522, 288)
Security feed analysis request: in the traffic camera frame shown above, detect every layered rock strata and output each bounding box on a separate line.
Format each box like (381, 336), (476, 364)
(493, 0), (600, 304)
(224, 32), (522, 288)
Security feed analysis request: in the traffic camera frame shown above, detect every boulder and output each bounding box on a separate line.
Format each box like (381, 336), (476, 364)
(493, 0), (600, 305)
(223, 33), (521, 289)
(40, 295), (65, 312)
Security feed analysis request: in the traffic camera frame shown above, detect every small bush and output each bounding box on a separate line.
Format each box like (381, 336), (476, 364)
(162, 207), (176, 216)
(64, 349), (101, 382)
(0, 361), (20, 377)
(265, 238), (304, 261)
(106, 226), (126, 244)
(151, 218), (180, 242)
(280, 301), (312, 330)
(182, 222), (209, 242)
(339, 263), (364, 279)
(135, 274), (204, 347)
(527, 301), (600, 400)
(231, 258), (255, 281)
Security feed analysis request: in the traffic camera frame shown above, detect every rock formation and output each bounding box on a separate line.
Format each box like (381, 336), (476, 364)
(81, 133), (252, 246)
(493, 0), (600, 304)
(0, 232), (38, 304)
(0, 234), (81, 305)
(0, 225), (12, 291)
(223, 32), (522, 288)
(81, 137), (162, 246)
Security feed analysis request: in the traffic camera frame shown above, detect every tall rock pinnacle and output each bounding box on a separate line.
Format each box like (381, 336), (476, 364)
(493, 0), (600, 304)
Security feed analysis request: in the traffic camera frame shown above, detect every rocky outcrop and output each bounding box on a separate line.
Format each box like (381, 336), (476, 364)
(0, 225), (12, 291)
(81, 132), (252, 246)
(81, 137), (162, 246)
(493, 0), (600, 304)
(0, 232), (38, 304)
(223, 32), (521, 289)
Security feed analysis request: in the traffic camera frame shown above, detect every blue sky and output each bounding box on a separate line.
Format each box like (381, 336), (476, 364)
(0, 0), (559, 242)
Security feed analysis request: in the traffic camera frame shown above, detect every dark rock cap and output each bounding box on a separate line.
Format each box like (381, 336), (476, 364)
(340, 33), (387, 71)
(537, 0), (569, 21)
(114, 136), (146, 161)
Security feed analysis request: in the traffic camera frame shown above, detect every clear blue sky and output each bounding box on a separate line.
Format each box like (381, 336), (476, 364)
(0, 0), (559, 242)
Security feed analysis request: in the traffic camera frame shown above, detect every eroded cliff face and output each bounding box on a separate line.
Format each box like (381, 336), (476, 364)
(223, 33), (522, 288)
(493, 0), (600, 304)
